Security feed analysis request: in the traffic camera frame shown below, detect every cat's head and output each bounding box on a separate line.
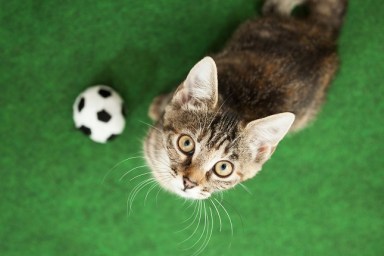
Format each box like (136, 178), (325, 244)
(144, 57), (294, 200)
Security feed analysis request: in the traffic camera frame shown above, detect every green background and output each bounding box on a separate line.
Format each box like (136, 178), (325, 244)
(1, 0), (383, 255)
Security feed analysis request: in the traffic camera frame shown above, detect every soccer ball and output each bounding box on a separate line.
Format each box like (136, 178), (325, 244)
(73, 85), (126, 143)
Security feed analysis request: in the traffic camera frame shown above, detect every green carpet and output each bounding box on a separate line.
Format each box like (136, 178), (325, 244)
(1, 0), (383, 255)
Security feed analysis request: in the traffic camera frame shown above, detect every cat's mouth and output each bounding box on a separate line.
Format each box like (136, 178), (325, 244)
(166, 175), (211, 200)
(150, 167), (211, 200)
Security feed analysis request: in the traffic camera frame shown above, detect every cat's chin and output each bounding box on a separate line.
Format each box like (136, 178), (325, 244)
(173, 188), (211, 200)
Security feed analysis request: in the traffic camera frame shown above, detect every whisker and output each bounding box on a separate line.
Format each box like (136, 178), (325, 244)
(142, 175), (173, 208)
(192, 206), (214, 256)
(155, 187), (162, 206)
(178, 200), (203, 243)
(209, 198), (222, 232)
(127, 178), (156, 215)
(214, 198), (233, 246)
(179, 201), (199, 225)
(127, 178), (153, 202)
(139, 120), (163, 134)
(176, 201), (201, 233)
(238, 183), (253, 195)
(184, 201), (207, 250)
(129, 179), (157, 213)
(181, 199), (189, 207)
(119, 164), (148, 182)
(129, 171), (152, 181)
(126, 179), (151, 216)
(102, 155), (144, 183)
(184, 200), (196, 210)
(144, 183), (158, 206)
(223, 198), (245, 233)
(219, 191), (224, 202)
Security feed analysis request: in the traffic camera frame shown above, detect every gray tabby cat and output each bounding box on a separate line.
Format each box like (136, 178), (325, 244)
(144, 0), (347, 199)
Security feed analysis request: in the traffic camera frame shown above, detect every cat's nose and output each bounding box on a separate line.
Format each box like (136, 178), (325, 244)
(183, 176), (197, 190)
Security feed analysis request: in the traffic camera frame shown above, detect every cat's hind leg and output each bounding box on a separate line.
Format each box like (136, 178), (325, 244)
(263, 0), (348, 37)
(306, 0), (348, 38)
(262, 0), (306, 16)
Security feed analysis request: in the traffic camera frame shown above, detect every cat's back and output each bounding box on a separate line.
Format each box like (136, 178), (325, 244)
(214, 0), (347, 131)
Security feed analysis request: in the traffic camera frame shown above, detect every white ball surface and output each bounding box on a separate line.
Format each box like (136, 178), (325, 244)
(73, 85), (126, 143)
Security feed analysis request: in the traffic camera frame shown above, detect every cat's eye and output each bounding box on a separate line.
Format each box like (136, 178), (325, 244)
(213, 161), (233, 178)
(177, 135), (195, 154)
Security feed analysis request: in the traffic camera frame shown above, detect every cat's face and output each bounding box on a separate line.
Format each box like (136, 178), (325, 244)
(144, 57), (294, 200)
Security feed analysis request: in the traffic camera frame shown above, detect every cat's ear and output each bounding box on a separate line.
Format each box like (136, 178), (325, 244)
(171, 57), (218, 108)
(244, 113), (295, 162)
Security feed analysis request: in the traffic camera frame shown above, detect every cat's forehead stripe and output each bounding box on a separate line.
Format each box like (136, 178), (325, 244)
(215, 134), (229, 150)
(163, 124), (177, 133)
(206, 112), (239, 150)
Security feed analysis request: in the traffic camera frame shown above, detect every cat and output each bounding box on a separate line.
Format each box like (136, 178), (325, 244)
(144, 0), (347, 200)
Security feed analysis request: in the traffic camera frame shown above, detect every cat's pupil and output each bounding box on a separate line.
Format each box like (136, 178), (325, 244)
(220, 164), (226, 171)
(184, 140), (190, 146)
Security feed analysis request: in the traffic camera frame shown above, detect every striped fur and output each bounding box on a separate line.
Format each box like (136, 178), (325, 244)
(144, 0), (347, 200)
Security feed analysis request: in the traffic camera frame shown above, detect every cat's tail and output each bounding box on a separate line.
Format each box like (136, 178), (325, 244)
(263, 0), (348, 38)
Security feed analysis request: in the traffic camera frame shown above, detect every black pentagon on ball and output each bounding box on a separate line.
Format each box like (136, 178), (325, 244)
(97, 109), (112, 122)
(78, 97), (85, 112)
(79, 125), (91, 136)
(98, 88), (112, 98)
(107, 134), (118, 141)
(121, 103), (126, 117)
